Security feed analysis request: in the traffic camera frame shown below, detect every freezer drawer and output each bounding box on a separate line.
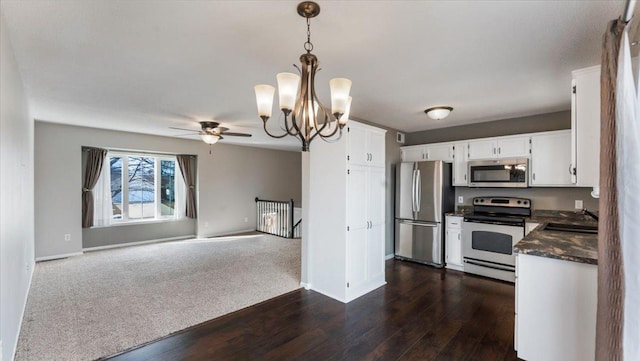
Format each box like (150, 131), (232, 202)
(395, 219), (443, 267)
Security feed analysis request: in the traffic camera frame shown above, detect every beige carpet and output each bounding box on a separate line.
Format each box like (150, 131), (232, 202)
(16, 234), (301, 361)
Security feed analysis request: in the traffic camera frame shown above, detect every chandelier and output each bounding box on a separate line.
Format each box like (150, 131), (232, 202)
(254, 1), (352, 152)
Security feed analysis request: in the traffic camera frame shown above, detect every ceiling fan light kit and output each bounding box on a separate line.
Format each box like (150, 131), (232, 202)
(425, 106), (454, 120)
(254, 1), (352, 152)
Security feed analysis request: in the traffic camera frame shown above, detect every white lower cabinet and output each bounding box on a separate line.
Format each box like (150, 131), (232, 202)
(445, 215), (463, 270)
(308, 121), (386, 303)
(516, 254), (597, 361)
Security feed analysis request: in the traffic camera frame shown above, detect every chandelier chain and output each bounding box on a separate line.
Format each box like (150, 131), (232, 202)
(304, 17), (314, 52)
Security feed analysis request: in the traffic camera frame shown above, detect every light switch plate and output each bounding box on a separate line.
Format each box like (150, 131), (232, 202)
(458, 196), (464, 204)
(575, 200), (583, 209)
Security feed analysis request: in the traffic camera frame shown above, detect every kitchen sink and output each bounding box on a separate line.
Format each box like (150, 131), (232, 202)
(543, 222), (598, 234)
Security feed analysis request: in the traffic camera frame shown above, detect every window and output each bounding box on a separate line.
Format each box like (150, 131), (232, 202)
(106, 152), (181, 223)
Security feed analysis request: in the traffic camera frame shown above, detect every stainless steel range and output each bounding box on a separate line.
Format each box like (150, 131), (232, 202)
(462, 197), (531, 282)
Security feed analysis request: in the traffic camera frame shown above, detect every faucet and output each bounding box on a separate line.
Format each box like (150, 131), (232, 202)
(582, 208), (599, 221)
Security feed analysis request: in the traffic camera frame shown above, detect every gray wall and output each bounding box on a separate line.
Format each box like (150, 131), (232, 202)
(35, 122), (301, 257)
(406, 111), (571, 145)
(1, 12), (36, 361)
(353, 117), (402, 256)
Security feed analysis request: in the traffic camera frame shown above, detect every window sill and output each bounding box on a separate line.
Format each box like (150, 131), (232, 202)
(90, 218), (188, 229)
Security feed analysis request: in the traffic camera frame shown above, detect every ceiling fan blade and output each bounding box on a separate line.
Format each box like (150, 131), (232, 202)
(169, 126), (199, 133)
(214, 127), (229, 133)
(221, 132), (252, 137)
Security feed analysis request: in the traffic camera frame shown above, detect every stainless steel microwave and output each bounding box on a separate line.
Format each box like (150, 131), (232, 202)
(467, 158), (529, 188)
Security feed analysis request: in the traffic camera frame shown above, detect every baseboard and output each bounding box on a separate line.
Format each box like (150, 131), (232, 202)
(385, 253), (395, 260)
(10, 258), (34, 361)
(199, 228), (254, 239)
(299, 282), (311, 290)
(35, 251), (84, 262)
(83, 235), (195, 252)
(445, 264), (465, 272)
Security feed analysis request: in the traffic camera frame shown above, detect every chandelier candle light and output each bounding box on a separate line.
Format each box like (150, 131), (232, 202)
(254, 1), (352, 152)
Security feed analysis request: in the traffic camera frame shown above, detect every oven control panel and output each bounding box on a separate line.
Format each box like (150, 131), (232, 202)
(473, 197), (531, 209)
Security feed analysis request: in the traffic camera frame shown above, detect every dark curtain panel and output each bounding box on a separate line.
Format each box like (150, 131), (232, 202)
(177, 155), (197, 219)
(596, 19), (625, 361)
(82, 147), (108, 228)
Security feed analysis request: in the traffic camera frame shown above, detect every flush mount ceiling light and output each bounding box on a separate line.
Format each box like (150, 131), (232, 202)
(425, 106), (454, 120)
(254, 1), (352, 152)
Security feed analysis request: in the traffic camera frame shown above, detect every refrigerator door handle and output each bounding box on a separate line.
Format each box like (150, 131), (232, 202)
(411, 169), (418, 212)
(416, 169), (422, 212)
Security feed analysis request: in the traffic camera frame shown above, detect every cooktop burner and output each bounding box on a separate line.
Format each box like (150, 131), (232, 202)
(464, 197), (532, 226)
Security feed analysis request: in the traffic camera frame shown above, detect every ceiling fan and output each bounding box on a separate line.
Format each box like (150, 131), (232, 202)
(170, 121), (252, 153)
(170, 121), (252, 143)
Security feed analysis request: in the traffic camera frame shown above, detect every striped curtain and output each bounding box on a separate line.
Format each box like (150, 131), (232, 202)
(596, 18), (625, 361)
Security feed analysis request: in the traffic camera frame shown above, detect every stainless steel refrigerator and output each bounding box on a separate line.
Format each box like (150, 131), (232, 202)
(395, 160), (455, 267)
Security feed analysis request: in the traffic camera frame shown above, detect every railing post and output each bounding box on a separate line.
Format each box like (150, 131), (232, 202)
(289, 199), (294, 238)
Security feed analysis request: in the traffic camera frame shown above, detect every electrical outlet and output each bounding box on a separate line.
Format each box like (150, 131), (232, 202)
(64, 234), (71, 241)
(26, 263), (30, 272)
(575, 200), (584, 209)
(244, 217), (248, 223)
(458, 196), (464, 204)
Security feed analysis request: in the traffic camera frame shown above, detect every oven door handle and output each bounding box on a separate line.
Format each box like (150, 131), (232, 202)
(464, 258), (515, 273)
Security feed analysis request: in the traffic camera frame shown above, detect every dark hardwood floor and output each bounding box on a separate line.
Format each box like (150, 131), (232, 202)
(105, 260), (519, 361)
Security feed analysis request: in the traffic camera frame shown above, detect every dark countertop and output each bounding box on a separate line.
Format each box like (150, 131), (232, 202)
(514, 210), (598, 265)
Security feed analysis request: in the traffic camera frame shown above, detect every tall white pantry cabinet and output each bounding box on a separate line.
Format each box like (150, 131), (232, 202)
(307, 121), (387, 303)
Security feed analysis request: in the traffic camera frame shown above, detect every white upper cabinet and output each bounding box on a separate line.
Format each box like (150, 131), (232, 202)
(572, 66), (600, 188)
(530, 130), (573, 186)
(349, 123), (386, 168)
(468, 136), (530, 160)
(425, 143), (454, 162)
(366, 129), (386, 168)
(497, 136), (531, 158)
(467, 139), (496, 160)
(401, 143), (454, 162)
(452, 141), (468, 186)
(401, 146), (426, 162)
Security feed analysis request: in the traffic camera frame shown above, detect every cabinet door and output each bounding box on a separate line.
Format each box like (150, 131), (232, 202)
(366, 129), (386, 167)
(497, 136), (530, 158)
(426, 143), (454, 162)
(402, 147), (425, 162)
(468, 139), (497, 160)
(347, 124), (368, 166)
(530, 131), (572, 186)
(446, 228), (462, 267)
(367, 223), (385, 281)
(573, 68), (600, 187)
(347, 227), (368, 292)
(347, 165), (368, 230)
(452, 141), (468, 186)
(367, 167), (386, 226)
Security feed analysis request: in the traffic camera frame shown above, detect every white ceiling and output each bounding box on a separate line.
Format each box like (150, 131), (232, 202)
(1, 0), (623, 151)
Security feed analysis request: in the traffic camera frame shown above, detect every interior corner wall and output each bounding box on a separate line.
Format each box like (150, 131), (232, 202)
(406, 110), (571, 145)
(34, 122), (301, 258)
(1, 11), (35, 361)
